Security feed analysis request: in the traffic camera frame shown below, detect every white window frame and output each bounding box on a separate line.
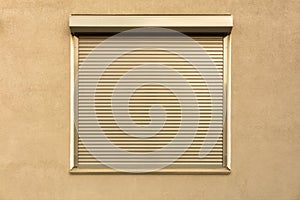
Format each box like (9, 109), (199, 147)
(69, 15), (232, 174)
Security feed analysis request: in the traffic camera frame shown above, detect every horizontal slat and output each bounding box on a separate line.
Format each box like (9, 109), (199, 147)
(79, 52), (222, 56)
(78, 104), (222, 107)
(77, 164), (223, 167)
(78, 76), (222, 80)
(79, 46), (223, 50)
(79, 112), (222, 116)
(78, 42), (223, 46)
(78, 141), (222, 145)
(78, 36), (223, 39)
(78, 100), (222, 103)
(78, 106), (221, 110)
(78, 43), (223, 47)
(79, 61), (222, 64)
(78, 90), (223, 93)
(78, 130), (222, 134)
(78, 111), (223, 114)
(78, 113), (222, 116)
(77, 132), (222, 136)
(79, 95), (222, 98)
(78, 39), (224, 41)
(78, 125), (222, 128)
(78, 149), (223, 153)
(78, 66), (223, 69)
(78, 57), (223, 60)
(79, 93), (223, 96)
(78, 153), (223, 157)
(77, 111), (223, 115)
(78, 71), (223, 74)
(78, 72), (222, 75)
(78, 54), (223, 59)
(78, 159), (222, 161)
(77, 163), (223, 166)
(78, 137), (222, 141)
(78, 126), (223, 130)
(78, 144), (223, 148)
(79, 51), (223, 55)
(78, 83), (223, 87)
(77, 132), (223, 136)
(77, 118), (222, 121)
(78, 158), (223, 162)
(78, 83), (223, 86)
(78, 117), (222, 121)
(78, 80), (223, 83)
(78, 56), (222, 61)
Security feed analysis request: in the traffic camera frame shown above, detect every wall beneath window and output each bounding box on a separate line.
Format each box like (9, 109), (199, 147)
(0, 0), (299, 199)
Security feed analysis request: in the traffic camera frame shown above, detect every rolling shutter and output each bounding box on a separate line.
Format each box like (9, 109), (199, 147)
(74, 34), (228, 173)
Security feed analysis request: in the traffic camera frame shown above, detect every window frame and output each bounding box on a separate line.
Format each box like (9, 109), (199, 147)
(69, 15), (232, 174)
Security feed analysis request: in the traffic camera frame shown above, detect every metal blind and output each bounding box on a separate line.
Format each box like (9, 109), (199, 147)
(75, 35), (225, 172)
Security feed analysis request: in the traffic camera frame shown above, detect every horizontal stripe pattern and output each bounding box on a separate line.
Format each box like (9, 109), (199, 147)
(76, 35), (225, 170)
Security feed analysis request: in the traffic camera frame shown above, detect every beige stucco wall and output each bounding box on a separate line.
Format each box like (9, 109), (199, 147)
(0, 0), (299, 199)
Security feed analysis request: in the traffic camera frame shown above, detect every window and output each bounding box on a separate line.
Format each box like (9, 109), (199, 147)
(70, 15), (232, 174)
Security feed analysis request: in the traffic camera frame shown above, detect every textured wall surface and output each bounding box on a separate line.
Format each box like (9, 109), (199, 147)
(0, 0), (299, 199)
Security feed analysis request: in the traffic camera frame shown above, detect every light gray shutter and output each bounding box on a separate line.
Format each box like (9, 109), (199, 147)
(75, 35), (227, 172)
